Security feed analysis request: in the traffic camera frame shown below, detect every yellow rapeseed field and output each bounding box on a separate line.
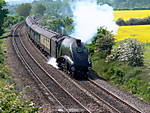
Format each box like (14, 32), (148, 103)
(114, 10), (150, 21)
(114, 10), (150, 43)
(115, 25), (150, 43)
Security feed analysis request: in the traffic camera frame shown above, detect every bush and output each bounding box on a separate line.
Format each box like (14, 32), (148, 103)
(0, 38), (39, 112)
(116, 18), (127, 26)
(0, 84), (39, 113)
(107, 39), (144, 66)
(3, 16), (24, 28)
(92, 27), (114, 58)
(92, 51), (150, 102)
(123, 78), (150, 98)
(40, 16), (74, 35)
(96, 34), (114, 56)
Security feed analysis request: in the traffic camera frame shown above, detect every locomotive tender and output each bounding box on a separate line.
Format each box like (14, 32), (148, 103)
(25, 16), (91, 77)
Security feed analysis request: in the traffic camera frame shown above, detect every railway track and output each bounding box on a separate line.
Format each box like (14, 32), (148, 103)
(12, 23), (88, 113)
(88, 78), (142, 113)
(74, 78), (141, 113)
(12, 23), (118, 113)
(12, 23), (69, 112)
(21, 23), (142, 113)
(20, 24), (114, 113)
(53, 68), (142, 113)
(11, 22), (144, 113)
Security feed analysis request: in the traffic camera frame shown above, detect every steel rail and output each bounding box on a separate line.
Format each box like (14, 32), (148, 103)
(23, 25), (125, 113)
(64, 76), (121, 113)
(23, 27), (121, 113)
(14, 23), (92, 113)
(23, 22), (142, 113)
(12, 23), (70, 113)
(88, 78), (142, 113)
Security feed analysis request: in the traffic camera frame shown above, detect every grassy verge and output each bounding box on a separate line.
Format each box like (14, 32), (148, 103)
(92, 46), (150, 103)
(144, 43), (150, 62)
(0, 32), (39, 112)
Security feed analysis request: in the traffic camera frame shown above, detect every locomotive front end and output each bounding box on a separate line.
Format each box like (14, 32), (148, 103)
(57, 37), (92, 78)
(70, 39), (92, 75)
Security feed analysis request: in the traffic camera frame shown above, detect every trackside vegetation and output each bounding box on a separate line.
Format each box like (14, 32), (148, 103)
(0, 0), (39, 112)
(4, 0), (150, 107)
(0, 33), (39, 112)
(89, 27), (150, 103)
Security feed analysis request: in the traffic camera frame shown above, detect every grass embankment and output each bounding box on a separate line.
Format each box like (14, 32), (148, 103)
(105, 10), (150, 102)
(114, 10), (150, 21)
(0, 32), (38, 112)
(144, 43), (150, 61)
(92, 44), (150, 103)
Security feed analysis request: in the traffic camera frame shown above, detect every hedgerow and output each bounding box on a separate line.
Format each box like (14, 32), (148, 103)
(0, 84), (39, 113)
(0, 38), (39, 113)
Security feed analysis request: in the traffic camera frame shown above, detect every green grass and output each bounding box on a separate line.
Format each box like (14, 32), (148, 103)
(92, 52), (150, 103)
(0, 32), (39, 112)
(144, 43), (150, 63)
(144, 43), (150, 49)
(141, 43), (150, 83)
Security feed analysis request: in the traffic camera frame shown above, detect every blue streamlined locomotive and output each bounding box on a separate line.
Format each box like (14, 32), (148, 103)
(25, 16), (91, 78)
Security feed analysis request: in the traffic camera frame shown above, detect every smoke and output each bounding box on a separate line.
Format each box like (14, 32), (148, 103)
(71, 0), (118, 43)
(47, 57), (58, 69)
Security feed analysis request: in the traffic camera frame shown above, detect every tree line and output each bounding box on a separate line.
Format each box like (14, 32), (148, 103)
(97, 0), (150, 9)
(116, 17), (150, 26)
(0, 0), (8, 36)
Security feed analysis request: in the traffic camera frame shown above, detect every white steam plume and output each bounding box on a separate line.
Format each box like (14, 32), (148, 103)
(71, 0), (118, 43)
(47, 57), (58, 69)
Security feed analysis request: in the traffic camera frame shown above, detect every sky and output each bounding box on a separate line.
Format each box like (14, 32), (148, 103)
(6, 0), (21, 1)
(5, 0), (33, 2)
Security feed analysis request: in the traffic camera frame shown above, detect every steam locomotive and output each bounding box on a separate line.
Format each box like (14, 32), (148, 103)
(25, 16), (91, 77)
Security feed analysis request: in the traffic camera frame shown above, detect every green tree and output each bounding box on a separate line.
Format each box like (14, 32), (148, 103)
(16, 3), (32, 17)
(107, 39), (144, 66)
(92, 27), (112, 45)
(96, 34), (114, 56)
(3, 16), (24, 28)
(33, 3), (46, 16)
(97, 0), (150, 9)
(62, 16), (74, 35)
(89, 27), (114, 57)
(0, 0), (8, 36)
(0, 84), (39, 113)
(116, 18), (127, 26)
(40, 16), (74, 35)
(95, 27), (114, 57)
(35, 0), (72, 17)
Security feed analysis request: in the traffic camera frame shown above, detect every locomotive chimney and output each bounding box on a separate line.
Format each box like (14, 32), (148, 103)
(76, 39), (81, 46)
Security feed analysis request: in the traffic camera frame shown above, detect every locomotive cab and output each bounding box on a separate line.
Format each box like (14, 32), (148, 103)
(57, 37), (92, 77)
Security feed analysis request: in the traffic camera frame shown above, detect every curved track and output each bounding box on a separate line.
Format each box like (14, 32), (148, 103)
(12, 23), (88, 113)
(11, 22), (144, 113)
(88, 77), (142, 113)
(12, 23), (118, 113)
(22, 22), (142, 113)
(20, 24), (114, 113)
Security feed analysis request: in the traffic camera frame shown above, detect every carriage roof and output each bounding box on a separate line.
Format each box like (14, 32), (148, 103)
(26, 16), (60, 39)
